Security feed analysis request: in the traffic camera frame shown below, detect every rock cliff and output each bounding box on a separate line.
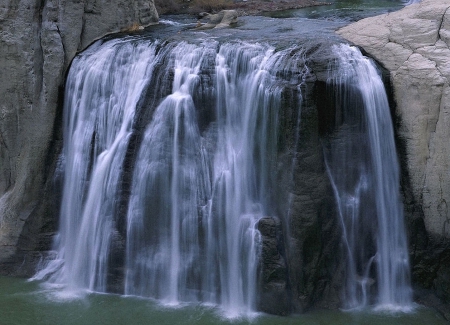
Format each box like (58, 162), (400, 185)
(0, 0), (158, 270)
(338, 0), (450, 309)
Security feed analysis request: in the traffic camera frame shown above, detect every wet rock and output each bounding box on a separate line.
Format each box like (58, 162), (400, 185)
(276, 75), (344, 312)
(257, 216), (290, 315)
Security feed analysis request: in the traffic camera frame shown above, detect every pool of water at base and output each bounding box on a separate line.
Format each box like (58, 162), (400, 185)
(0, 277), (447, 325)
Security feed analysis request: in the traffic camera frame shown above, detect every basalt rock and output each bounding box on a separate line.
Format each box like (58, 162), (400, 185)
(257, 216), (290, 315)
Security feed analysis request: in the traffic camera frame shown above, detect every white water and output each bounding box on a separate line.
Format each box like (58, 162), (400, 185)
(35, 38), (308, 317)
(325, 44), (412, 310)
(124, 41), (215, 305)
(124, 41), (306, 317)
(33, 36), (412, 316)
(34, 39), (159, 291)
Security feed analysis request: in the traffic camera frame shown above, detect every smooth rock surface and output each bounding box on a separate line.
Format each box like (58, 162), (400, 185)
(0, 0), (158, 266)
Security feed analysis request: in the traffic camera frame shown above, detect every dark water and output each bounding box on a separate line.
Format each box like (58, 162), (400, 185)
(0, 277), (447, 325)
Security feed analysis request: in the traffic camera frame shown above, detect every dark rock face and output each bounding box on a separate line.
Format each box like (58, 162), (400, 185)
(282, 90), (342, 312)
(257, 216), (290, 315)
(264, 49), (346, 313)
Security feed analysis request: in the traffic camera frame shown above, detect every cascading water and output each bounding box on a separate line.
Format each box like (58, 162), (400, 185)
(34, 36), (309, 317)
(124, 41), (308, 316)
(124, 41), (217, 305)
(324, 44), (412, 310)
(33, 39), (159, 291)
(33, 31), (413, 315)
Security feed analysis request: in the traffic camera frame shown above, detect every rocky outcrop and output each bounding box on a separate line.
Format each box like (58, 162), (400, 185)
(337, 0), (450, 307)
(0, 0), (158, 271)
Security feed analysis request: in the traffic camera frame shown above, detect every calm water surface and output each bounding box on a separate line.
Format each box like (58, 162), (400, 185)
(0, 277), (446, 325)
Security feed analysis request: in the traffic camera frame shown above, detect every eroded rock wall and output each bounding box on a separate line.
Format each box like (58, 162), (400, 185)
(337, 0), (450, 307)
(0, 0), (158, 271)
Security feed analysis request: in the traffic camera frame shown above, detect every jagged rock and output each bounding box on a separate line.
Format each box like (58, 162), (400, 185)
(275, 68), (344, 312)
(337, 0), (450, 307)
(0, 0), (158, 271)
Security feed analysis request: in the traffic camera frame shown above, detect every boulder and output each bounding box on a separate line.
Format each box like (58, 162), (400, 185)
(0, 0), (158, 271)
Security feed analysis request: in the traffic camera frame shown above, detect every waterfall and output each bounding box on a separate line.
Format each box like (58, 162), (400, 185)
(34, 36), (309, 317)
(33, 38), (159, 291)
(123, 41), (216, 304)
(33, 34), (412, 315)
(324, 44), (412, 310)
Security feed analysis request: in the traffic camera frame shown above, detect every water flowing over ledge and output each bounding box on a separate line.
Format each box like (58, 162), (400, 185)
(324, 44), (412, 311)
(32, 31), (412, 316)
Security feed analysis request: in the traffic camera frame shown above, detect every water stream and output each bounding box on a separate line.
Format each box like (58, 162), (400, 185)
(324, 44), (412, 310)
(263, 0), (418, 20)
